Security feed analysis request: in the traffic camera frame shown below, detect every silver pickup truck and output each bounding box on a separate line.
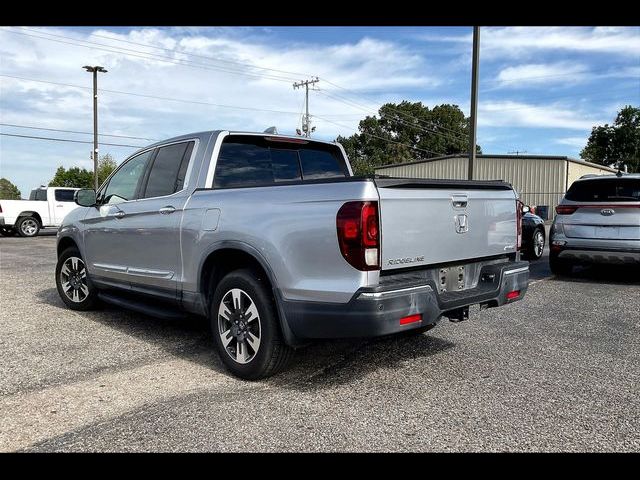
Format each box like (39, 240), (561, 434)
(56, 130), (529, 379)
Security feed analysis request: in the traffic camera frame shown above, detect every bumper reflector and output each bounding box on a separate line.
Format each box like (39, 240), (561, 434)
(506, 290), (520, 300)
(399, 314), (422, 325)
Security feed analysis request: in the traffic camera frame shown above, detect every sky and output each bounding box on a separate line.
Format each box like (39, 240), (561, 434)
(0, 26), (639, 197)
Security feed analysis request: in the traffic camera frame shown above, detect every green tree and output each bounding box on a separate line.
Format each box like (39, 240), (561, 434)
(49, 166), (94, 188)
(48, 154), (119, 189)
(335, 102), (481, 176)
(0, 178), (22, 199)
(580, 105), (640, 173)
(97, 154), (117, 187)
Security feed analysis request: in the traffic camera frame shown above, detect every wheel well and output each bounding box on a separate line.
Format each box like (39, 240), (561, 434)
(16, 211), (42, 226)
(57, 237), (79, 257)
(200, 248), (274, 309)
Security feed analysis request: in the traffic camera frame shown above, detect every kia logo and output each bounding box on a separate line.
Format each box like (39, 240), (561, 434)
(601, 208), (615, 216)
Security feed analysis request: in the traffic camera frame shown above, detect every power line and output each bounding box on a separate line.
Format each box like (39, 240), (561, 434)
(0, 74), (302, 115)
(84, 29), (312, 79)
(319, 78), (470, 140)
(317, 90), (469, 144)
(314, 115), (449, 157)
(0, 133), (144, 148)
(5, 28), (298, 84)
(0, 123), (157, 141)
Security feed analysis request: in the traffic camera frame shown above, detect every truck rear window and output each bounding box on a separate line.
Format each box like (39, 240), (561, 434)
(565, 178), (640, 202)
(214, 135), (347, 189)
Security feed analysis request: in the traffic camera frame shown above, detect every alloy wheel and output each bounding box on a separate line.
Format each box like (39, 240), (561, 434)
(217, 288), (261, 364)
(534, 231), (545, 258)
(20, 219), (38, 236)
(59, 256), (89, 303)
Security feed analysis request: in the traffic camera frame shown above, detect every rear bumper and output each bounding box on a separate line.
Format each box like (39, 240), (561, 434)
(279, 260), (529, 341)
(557, 246), (640, 264)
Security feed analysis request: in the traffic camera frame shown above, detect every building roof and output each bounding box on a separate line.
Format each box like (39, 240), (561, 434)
(375, 154), (618, 172)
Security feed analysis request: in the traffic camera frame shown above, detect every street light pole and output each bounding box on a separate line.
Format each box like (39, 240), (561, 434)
(468, 26), (480, 180)
(83, 65), (107, 190)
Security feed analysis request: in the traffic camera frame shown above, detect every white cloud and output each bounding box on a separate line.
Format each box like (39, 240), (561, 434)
(555, 136), (588, 149)
(495, 62), (590, 87)
(479, 101), (607, 130)
(421, 27), (640, 58)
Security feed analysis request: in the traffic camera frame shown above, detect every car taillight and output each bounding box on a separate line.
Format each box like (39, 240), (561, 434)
(555, 205), (578, 215)
(516, 199), (523, 251)
(337, 201), (380, 271)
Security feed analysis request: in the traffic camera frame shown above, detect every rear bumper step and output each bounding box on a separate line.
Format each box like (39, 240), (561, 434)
(279, 260), (529, 340)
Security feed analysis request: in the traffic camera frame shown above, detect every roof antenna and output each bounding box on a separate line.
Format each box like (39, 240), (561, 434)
(263, 126), (278, 134)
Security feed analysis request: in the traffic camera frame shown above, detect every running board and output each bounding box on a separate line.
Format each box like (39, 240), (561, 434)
(98, 292), (187, 320)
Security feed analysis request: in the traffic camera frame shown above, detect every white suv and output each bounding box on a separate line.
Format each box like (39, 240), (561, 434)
(549, 173), (640, 275)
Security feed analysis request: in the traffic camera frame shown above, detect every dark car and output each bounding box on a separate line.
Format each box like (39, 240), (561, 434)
(521, 207), (546, 260)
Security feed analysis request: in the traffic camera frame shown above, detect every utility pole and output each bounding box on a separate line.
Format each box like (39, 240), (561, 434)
(83, 65), (108, 190)
(293, 77), (319, 137)
(468, 26), (480, 180)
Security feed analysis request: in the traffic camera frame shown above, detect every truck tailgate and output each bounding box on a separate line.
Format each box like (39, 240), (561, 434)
(375, 178), (518, 271)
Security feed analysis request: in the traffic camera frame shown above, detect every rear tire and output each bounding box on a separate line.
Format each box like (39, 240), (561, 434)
(210, 268), (294, 380)
(16, 216), (40, 237)
(55, 247), (100, 310)
(549, 251), (572, 276)
(524, 228), (545, 261)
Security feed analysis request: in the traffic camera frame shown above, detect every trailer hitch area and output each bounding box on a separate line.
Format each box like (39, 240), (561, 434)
(445, 306), (469, 323)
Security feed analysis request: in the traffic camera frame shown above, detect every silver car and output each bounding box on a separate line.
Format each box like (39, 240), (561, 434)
(549, 173), (640, 274)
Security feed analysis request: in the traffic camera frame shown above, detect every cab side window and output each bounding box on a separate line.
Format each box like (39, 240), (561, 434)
(54, 189), (76, 202)
(140, 142), (194, 199)
(101, 150), (153, 204)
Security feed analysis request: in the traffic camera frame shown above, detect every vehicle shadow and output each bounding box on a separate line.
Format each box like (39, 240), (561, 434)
(550, 264), (639, 286)
(36, 287), (455, 388)
(268, 332), (455, 392)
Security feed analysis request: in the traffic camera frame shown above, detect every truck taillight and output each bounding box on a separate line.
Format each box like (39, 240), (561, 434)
(337, 201), (380, 271)
(516, 199), (523, 251)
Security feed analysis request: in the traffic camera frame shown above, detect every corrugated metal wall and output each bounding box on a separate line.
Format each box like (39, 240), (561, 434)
(376, 156), (611, 219)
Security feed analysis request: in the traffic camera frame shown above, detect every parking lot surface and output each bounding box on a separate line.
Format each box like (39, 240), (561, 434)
(0, 234), (638, 452)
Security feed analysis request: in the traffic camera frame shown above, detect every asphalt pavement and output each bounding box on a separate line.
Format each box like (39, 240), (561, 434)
(0, 234), (638, 452)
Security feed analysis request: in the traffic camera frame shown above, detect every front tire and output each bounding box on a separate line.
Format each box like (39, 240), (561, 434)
(55, 247), (99, 310)
(210, 269), (294, 380)
(549, 251), (572, 276)
(16, 216), (40, 237)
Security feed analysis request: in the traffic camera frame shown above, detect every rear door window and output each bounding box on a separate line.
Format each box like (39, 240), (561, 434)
(30, 189), (47, 201)
(141, 141), (195, 199)
(566, 178), (640, 202)
(54, 189), (76, 202)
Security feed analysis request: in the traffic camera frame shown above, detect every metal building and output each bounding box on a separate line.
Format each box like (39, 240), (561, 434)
(374, 154), (617, 220)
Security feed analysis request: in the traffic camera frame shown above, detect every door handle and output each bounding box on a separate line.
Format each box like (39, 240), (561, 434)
(159, 206), (176, 215)
(56, 204), (64, 207)
(114, 210), (126, 219)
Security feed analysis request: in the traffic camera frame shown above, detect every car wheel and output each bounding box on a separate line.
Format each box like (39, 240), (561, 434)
(529, 228), (545, 260)
(55, 247), (100, 311)
(16, 216), (40, 237)
(210, 268), (294, 380)
(549, 251), (572, 276)
(0, 227), (16, 237)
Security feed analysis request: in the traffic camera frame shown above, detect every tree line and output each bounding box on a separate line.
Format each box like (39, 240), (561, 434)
(0, 105), (637, 200)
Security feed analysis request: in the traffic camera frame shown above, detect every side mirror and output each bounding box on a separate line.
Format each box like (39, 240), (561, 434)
(75, 189), (97, 207)
(521, 205), (530, 214)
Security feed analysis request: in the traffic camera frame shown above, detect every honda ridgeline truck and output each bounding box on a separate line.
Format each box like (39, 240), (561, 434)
(55, 130), (529, 379)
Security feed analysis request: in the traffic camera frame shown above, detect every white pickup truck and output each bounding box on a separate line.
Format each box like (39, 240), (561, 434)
(0, 186), (80, 237)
